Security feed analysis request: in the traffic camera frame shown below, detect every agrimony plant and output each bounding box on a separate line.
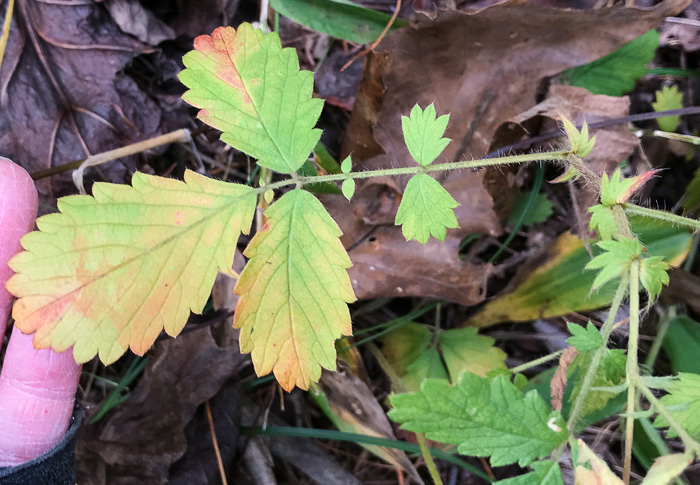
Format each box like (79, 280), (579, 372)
(6, 22), (699, 483)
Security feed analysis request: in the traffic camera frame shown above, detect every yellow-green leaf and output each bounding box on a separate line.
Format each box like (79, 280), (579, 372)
(640, 453), (693, 485)
(234, 189), (356, 391)
(574, 440), (623, 484)
(652, 85), (683, 133)
(179, 24), (323, 174)
(7, 171), (257, 364)
(466, 218), (692, 327)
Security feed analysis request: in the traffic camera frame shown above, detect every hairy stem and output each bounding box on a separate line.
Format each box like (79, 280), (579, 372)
(567, 275), (628, 435)
(623, 260), (640, 485)
(624, 204), (700, 232)
(261, 150), (571, 193)
(510, 349), (564, 375)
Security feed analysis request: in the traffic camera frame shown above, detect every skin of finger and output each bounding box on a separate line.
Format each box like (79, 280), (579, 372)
(0, 157), (37, 340)
(0, 157), (82, 465)
(0, 327), (81, 466)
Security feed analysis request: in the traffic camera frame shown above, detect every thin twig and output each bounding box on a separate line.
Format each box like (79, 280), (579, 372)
(205, 400), (229, 485)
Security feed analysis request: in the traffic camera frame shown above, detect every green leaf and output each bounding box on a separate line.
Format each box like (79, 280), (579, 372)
(438, 328), (507, 382)
(402, 104), (451, 166)
(179, 24), (323, 174)
(314, 142), (342, 174)
(234, 189), (356, 391)
(569, 349), (626, 419)
(561, 117), (596, 157)
(341, 179), (356, 200)
(270, 0), (407, 44)
(683, 167), (700, 213)
(7, 171), (257, 364)
(381, 324), (505, 392)
(640, 453), (693, 485)
(561, 29), (659, 96)
(600, 169), (657, 206)
(663, 315), (700, 374)
(395, 173), (459, 244)
(389, 374), (568, 467)
(652, 85), (683, 132)
(507, 193), (554, 227)
(340, 155), (352, 174)
(566, 321), (604, 352)
(639, 256), (669, 301)
(653, 373), (700, 441)
(494, 460), (564, 485)
(466, 218), (692, 327)
(586, 238), (642, 290)
(588, 204), (618, 241)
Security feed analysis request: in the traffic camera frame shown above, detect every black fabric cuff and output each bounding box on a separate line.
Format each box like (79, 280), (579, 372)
(0, 405), (83, 485)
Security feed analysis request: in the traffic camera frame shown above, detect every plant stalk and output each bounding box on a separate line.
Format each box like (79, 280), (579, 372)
(566, 275), (628, 435)
(417, 432), (444, 485)
(623, 260), (640, 485)
(261, 150), (570, 193)
(510, 350), (565, 375)
(624, 204), (700, 232)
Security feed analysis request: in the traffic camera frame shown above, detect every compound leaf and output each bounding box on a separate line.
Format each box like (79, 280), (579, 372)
(389, 374), (568, 467)
(395, 173), (459, 244)
(234, 189), (356, 391)
(653, 373), (700, 441)
(586, 238), (642, 290)
(7, 171), (257, 364)
(179, 23), (323, 174)
(495, 460), (564, 485)
(402, 103), (451, 166)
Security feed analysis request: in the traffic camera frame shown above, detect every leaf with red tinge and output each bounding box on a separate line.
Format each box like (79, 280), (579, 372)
(179, 23), (323, 174)
(7, 170), (256, 364)
(234, 189), (356, 391)
(600, 169), (658, 206)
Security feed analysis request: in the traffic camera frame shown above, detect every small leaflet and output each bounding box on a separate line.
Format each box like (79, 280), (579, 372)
(395, 173), (459, 244)
(402, 103), (451, 166)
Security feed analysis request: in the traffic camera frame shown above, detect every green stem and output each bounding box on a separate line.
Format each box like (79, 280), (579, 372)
(623, 260), (640, 485)
(510, 349), (564, 375)
(567, 274), (628, 435)
(624, 204), (700, 232)
(417, 432), (444, 485)
(636, 384), (700, 456)
(259, 150), (570, 194)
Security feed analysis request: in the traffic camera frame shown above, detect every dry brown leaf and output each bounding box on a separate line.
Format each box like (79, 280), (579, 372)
(332, 0), (688, 305)
(492, 85), (641, 232)
(75, 327), (246, 484)
(0, 0), (164, 203)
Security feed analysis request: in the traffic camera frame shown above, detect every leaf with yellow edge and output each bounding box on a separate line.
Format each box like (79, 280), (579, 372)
(234, 189), (356, 391)
(7, 170), (257, 364)
(574, 439), (623, 484)
(179, 23), (323, 174)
